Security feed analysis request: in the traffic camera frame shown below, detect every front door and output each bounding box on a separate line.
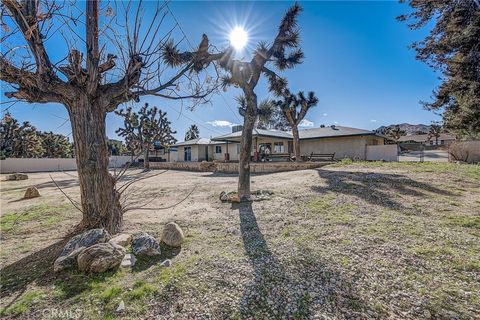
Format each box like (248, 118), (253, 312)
(205, 146), (209, 161)
(184, 146), (192, 161)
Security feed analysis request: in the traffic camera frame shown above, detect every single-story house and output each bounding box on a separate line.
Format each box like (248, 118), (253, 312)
(171, 138), (237, 162)
(172, 125), (389, 162)
(397, 133), (456, 146)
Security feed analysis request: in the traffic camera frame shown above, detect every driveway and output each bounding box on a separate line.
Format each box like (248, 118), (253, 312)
(399, 150), (449, 162)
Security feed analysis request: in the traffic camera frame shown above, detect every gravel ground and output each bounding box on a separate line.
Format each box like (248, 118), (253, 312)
(1, 162), (479, 319)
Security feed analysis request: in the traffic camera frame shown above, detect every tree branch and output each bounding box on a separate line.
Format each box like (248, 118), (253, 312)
(2, 0), (55, 77)
(86, 0), (99, 94)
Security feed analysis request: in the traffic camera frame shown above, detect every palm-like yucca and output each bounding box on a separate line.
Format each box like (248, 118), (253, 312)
(273, 91), (318, 161)
(168, 3), (305, 199)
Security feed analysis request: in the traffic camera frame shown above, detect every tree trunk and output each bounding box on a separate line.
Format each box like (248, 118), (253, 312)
(143, 145), (150, 170)
(238, 89), (257, 201)
(69, 96), (122, 234)
(292, 125), (301, 161)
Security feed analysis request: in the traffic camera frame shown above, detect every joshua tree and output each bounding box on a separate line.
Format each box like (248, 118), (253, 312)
(386, 125), (406, 141)
(40, 131), (73, 158)
(1, 0), (221, 233)
(116, 103), (177, 170)
(185, 124), (200, 141)
(251, 99), (291, 131)
(273, 91), (318, 161)
(168, 3), (304, 200)
(107, 139), (126, 156)
(428, 121), (442, 145)
(0, 113), (44, 158)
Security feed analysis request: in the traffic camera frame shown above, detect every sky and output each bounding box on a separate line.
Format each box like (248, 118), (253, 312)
(1, 1), (442, 142)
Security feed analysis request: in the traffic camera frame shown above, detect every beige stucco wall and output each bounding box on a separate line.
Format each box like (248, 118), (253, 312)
(299, 135), (384, 160)
(0, 156), (132, 173)
(366, 145), (398, 161)
(176, 145), (201, 162)
(210, 143), (240, 161)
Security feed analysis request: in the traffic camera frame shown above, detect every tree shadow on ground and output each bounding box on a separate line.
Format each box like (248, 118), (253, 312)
(0, 236), (69, 300)
(232, 202), (369, 318)
(1, 178), (80, 193)
(312, 169), (456, 210)
(132, 243), (181, 272)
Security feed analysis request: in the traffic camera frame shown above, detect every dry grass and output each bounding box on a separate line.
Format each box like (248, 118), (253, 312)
(0, 162), (479, 319)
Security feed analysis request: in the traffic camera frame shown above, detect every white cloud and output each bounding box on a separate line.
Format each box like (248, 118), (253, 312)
(322, 113), (328, 117)
(299, 119), (314, 127)
(334, 121), (338, 124)
(206, 120), (236, 127)
(370, 119), (377, 123)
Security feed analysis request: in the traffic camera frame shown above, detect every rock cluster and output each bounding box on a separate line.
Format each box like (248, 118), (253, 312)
(6, 173), (28, 181)
(54, 228), (112, 272)
(54, 222), (184, 273)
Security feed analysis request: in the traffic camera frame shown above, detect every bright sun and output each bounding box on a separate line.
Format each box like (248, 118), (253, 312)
(229, 27), (248, 50)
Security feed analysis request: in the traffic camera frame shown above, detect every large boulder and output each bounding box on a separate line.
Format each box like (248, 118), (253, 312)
(53, 246), (86, 272)
(23, 186), (40, 199)
(109, 233), (133, 247)
(6, 173), (28, 181)
(77, 242), (126, 273)
(161, 222), (184, 247)
(132, 233), (161, 256)
(59, 228), (110, 257)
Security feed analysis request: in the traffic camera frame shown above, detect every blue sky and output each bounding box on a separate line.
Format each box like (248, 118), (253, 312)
(1, 1), (441, 142)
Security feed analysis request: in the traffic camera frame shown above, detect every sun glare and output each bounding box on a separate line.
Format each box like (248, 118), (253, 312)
(229, 26), (248, 50)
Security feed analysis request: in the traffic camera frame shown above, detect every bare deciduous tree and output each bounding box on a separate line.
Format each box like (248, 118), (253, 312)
(0, 0), (221, 233)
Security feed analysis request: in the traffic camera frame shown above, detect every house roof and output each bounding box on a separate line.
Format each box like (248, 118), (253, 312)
(212, 128), (293, 142)
(177, 125), (384, 145)
(397, 133), (456, 143)
(172, 138), (211, 147)
(172, 138), (230, 147)
(298, 126), (378, 140)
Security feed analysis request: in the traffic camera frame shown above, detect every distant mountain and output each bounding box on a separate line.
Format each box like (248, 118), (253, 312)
(376, 123), (430, 135)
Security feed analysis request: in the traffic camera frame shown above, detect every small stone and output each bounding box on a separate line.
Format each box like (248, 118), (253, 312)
(109, 233), (132, 247)
(23, 186), (40, 199)
(227, 227), (239, 236)
(161, 222), (184, 247)
(219, 191), (229, 202)
(160, 259), (171, 267)
(121, 253), (136, 268)
(132, 233), (161, 256)
(77, 242), (126, 273)
(116, 300), (125, 312)
(424, 310), (432, 319)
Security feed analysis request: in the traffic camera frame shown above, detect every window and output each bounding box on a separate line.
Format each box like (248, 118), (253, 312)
(236, 144), (241, 154)
(184, 146), (191, 161)
(274, 142), (284, 153)
(215, 145), (222, 154)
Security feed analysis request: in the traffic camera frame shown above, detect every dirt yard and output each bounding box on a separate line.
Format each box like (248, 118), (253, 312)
(1, 162), (479, 319)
